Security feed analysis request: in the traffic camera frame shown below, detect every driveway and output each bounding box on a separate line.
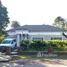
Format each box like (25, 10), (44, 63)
(0, 59), (67, 67)
(0, 62), (45, 67)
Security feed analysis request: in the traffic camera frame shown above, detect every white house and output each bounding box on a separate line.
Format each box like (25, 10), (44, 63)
(7, 25), (67, 47)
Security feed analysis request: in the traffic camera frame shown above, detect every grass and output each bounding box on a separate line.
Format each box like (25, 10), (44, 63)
(19, 55), (67, 59)
(19, 55), (57, 59)
(11, 55), (67, 61)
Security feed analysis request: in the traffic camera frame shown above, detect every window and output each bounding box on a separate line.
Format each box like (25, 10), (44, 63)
(33, 38), (43, 40)
(23, 34), (29, 40)
(51, 37), (62, 40)
(2, 40), (13, 44)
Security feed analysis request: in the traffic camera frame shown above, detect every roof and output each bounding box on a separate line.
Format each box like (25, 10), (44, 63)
(7, 25), (65, 32)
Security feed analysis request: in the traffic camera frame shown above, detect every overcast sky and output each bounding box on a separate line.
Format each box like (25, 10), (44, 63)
(1, 0), (67, 27)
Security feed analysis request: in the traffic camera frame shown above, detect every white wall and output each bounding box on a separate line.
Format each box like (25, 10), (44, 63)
(7, 31), (67, 40)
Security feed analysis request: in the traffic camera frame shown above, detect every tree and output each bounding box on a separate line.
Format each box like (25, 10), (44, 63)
(53, 16), (67, 38)
(11, 21), (20, 29)
(53, 16), (67, 29)
(0, 0), (9, 34)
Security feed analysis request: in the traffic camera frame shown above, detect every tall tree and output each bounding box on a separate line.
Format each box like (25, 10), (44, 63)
(53, 16), (66, 29)
(0, 0), (9, 34)
(53, 16), (67, 38)
(11, 21), (20, 29)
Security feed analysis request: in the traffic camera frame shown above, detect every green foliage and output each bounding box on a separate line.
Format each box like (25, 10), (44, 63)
(0, 1), (9, 34)
(0, 33), (5, 43)
(20, 40), (67, 51)
(29, 40), (47, 51)
(53, 16), (67, 29)
(20, 40), (30, 50)
(11, 21), (20, 29)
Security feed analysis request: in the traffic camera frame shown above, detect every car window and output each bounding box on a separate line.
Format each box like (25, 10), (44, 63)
(2, 40), (12, 44)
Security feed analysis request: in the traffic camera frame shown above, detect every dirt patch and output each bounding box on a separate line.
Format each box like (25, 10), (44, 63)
(11, 59), (40, 65)
(11, 59), (67, 67)
(39, 59), (67, 67)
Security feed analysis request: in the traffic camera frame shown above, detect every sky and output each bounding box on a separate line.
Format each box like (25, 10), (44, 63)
(1, 0), (67, 29)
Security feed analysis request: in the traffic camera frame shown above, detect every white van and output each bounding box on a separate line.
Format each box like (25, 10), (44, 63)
(0, 38), (17, 51)
(0, 38), (16, 47)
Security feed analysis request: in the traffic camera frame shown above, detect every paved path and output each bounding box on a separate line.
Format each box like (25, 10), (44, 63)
(0, 63), (45, 67)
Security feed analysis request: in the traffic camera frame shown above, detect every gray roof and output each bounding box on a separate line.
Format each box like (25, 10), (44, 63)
(7, 25), (65, 32)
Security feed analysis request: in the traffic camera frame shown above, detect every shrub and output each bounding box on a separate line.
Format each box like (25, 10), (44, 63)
(20, 40), (30, 50)
(0, 34), (4, 43)
(29, 40), (48, 51)
(20, 40), (67, 51)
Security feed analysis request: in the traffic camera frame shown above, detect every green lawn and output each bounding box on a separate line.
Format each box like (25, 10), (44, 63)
(11, 55), (67, 61)
(19, 55), (67, 59)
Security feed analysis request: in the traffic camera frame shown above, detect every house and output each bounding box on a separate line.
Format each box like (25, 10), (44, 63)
(7, 25), (67, 47)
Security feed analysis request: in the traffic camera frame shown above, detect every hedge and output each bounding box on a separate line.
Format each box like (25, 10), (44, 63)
(20, 40), (67, 51)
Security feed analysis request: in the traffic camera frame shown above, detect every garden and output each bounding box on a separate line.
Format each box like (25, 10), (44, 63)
(20, 40), (67, 52)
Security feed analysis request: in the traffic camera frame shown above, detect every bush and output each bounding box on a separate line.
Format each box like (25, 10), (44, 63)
(0, 34), (4, 43)
(29, 40), (48, 51)
(20, 40), (67, 51)
(20, 40), (30, 50)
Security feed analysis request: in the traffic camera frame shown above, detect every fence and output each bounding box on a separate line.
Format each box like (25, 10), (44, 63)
(17, 46), (67, 56)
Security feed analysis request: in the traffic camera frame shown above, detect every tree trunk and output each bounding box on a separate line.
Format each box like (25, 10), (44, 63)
(62, 32), (67, 38)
